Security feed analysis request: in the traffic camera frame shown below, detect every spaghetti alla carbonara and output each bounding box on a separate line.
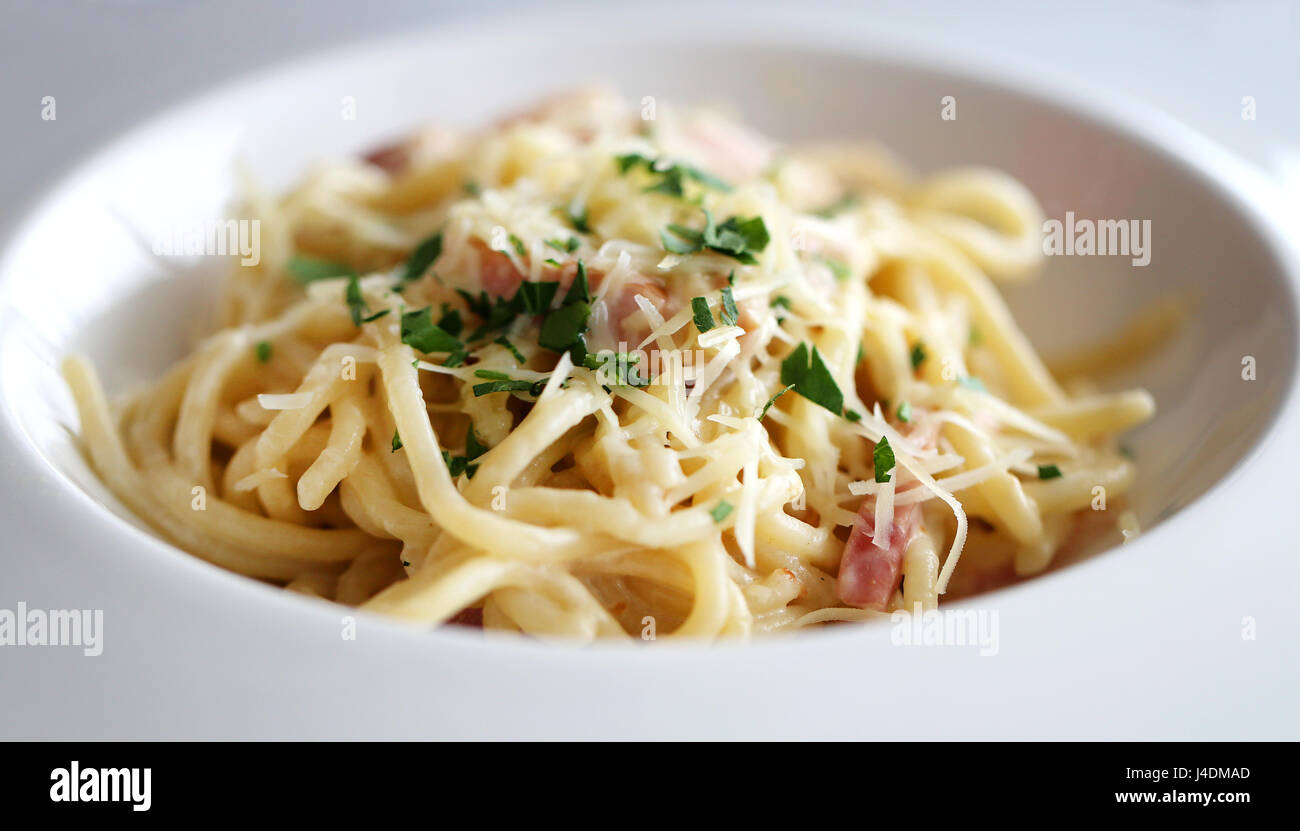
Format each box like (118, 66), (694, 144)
(63, 89), (1154, 640)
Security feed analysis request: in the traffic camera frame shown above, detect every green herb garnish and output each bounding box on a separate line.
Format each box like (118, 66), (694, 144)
(514, 281), (559, 315)
(811, 193), (858, 219)
(720, 286), (739, 326)
(437, 305), (463, 337)
(691, 297), (715, 333)
(896, 401), (912, 422)
(873, 435), (895, 483)
(494, 336), (526, 363)
(288, 255), (354, 285)
(779, 342), (844, 415)
(546, 237), (580, 254)
(564, 260), (592, 304)
(442, 424), (491, 478)
(823, 258), (850, 281)
(758, 384), (796, 420)
(910, 342), (927, 369)
(565, 205), (591, 233)
(401, 231), (443, 284)
(615, 152), (732, 198)
(538, 301), (591, 353)
(345, 274), (369, 326)
(400, 307), (462, 353)
(472, 379), (547, 397)
(660, 209), (770, 264)
(710, 501), (735, 523)
(1037, 464), (1062, 480)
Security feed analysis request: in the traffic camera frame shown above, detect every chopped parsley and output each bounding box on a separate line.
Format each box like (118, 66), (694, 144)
(779, 342), (844, 415)
(844, 409), (862, 422)
(896, 400), (912, 423)
(458, 288), (520, 341)
(660, 209), (770, 264)
(436, 305), (463, 337)
(514, 280), (559, 315)
(442, 424), (491, 478)
(564, 205), (591, 233)
(391, 431), (403, 453)
(465, 424), (490, 460)
(538, 301), (591, 355)
(691, 297), (715, 333)
(401, 231), (443, 284)
(720, 286), (738, 326)
(508, 233), (527, 257)
(583, 351), (647, 387)
(400, 307), (462, 354)
(811, 193), (858, 219)
(710, 501), (735, 523)
(615, 152), (732, 198)
(472, 379), (547, 397)
(1036, 464), (1063, 480)
(910, 342), (927, 369)
(287, 255), (355, 285)
(564, 260), (592, 304)
(757, 383), (796, 420)
(494, 336), (526, 363)
(344, 275), (390, 325)
(455, 261), (593, 357)
(463, 180), (481, 196)
(873, 435), (895, 483)
(345, 274), (370, 326)
(823, 257), (850, 281)
(254, 341), (272, 364)
(545, 236), (580, 253)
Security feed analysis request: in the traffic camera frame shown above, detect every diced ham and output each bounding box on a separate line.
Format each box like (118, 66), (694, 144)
(362, 127), (460, 177)
(477, 244), (526, 298)
(837, 503), (924, 610)
(668, 111), (775, 183)
(447, 607), (484, 628)
(363, 141), (413, 176)
(608, 278), (672, 345)
(836, 420), (940, 610)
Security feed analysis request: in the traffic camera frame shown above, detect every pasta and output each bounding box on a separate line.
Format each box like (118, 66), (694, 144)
(63, 89), (1154, 641)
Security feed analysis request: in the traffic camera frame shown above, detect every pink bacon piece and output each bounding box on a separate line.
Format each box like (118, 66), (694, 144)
(836, 420), (939, 610)
(362, 126), (460, 177)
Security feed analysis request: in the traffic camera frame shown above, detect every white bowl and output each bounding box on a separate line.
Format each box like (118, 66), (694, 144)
(2, 11), (1297, 738)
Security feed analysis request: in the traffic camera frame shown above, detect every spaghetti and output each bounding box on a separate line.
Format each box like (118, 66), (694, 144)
(63, 89), (1154, 640)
